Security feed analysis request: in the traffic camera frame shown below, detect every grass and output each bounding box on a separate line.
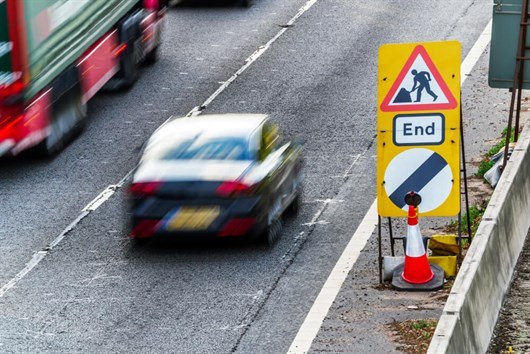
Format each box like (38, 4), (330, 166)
(446, 204), (486, 240)
(476, 127), (515, 179)
(411, 319), (432, 330)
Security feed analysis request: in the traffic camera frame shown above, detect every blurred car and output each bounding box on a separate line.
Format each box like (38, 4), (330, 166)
(127, 114), (302, 245)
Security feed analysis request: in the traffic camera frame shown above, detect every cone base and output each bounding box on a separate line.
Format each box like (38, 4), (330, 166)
(391, 263), (445, 292)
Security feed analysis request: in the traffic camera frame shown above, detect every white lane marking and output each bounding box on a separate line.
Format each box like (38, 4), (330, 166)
(82, 185), (117, 212)
(286, 20), (493, 354)
(0, 211), (88, 297)
(461, 20), (492, 86)
(185, 0), (319, 118)
(287, 200), (378, 354)
(0, 0), (319, 298)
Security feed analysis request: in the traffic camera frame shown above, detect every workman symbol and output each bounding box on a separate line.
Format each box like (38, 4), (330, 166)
(394, 69), (438, 104)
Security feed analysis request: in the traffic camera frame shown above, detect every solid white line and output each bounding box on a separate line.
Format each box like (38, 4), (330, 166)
(0, 0), (320, 299)
(286, 20), (493, 354)
(185, 0), (318, 117)
(287, 200), (378, 354)
(461, 20), (492, 86)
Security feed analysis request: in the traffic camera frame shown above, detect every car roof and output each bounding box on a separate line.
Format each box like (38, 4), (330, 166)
(151, 114), (268, 141)
(143, 114), (268, 161)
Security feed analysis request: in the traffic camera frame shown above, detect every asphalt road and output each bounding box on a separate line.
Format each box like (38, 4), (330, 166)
(0, 0), (495, 352)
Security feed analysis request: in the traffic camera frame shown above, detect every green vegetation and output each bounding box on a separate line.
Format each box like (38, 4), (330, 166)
(411, 320), (432, 330)
(446, 204), (486, 241)
(410, 320), (437, 340)
(476, 128), (515, 179)
(463, 205), (485, 237)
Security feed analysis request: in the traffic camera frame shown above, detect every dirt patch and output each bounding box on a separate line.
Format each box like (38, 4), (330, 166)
(384, 176), (493, 352)
(465, 176), (493, 208)
(387, 319), (438, 354)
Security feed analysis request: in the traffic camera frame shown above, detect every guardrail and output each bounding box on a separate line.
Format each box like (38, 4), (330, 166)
(427, 117), (530, 354)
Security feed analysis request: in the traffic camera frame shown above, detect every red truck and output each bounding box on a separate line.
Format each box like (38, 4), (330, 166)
(0, 0), (166, 156)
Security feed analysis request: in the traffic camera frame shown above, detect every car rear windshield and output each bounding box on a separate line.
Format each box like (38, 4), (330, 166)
(154, 136), (252, 161)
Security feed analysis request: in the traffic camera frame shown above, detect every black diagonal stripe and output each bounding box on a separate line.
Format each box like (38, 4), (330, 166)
(389, 152), (447, 209)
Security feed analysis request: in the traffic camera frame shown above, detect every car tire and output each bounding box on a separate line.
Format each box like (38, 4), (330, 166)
(265, 217), (282, 247)
(286, 173), (302, 216)
(263, 199), (283, 247)
(286, 194), (300, 215)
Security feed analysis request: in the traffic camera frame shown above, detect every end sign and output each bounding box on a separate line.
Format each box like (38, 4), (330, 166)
(377, 41), (461, 217)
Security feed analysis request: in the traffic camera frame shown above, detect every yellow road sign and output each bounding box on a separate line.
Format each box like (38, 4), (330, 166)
(377, 41), (461, 217)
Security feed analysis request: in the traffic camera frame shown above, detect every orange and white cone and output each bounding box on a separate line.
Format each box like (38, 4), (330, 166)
(401, 205), (434, 284)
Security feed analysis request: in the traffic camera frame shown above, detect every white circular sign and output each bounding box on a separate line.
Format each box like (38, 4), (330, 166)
(384, 148), (453, 213)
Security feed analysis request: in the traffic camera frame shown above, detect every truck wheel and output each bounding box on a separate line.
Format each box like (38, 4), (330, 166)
(143, 46), (159, 65)
(121, 40), (140, 88)
(35, 87), (86, 157)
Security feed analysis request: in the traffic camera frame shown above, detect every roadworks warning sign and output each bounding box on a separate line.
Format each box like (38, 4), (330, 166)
(377, 41), (461, 217)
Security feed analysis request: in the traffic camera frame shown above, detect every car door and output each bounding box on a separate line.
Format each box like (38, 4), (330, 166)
(258, 121), (298, 215)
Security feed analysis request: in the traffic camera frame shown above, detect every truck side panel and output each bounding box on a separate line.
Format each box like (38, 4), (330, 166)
(23, 0), (139, 99)
(77, 31), (120, 104)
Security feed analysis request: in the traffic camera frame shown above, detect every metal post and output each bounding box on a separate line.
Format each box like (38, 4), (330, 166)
(388, 217), (395, 256)
(504, 0), (529, 166)
(378, 215), (383, 284)
(515, 0), (530, 142)
(457, 212), (462, 259)
(460, 103), (472, 240)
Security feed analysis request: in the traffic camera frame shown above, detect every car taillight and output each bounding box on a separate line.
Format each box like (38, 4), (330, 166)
(216, 181), (252, 197)
(129, 219), (160, 238)
(127, 181), (162, 196)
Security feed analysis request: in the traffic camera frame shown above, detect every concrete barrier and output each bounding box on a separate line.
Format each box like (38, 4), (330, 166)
(427, 117), (530, 354)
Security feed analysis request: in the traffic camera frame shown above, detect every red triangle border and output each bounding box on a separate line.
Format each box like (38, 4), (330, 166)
(380, 45), (457, 112)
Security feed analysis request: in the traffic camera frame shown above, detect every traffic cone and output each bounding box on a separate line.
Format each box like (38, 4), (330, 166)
(401, 205), (433, 283)
(391, 205), (444, 291)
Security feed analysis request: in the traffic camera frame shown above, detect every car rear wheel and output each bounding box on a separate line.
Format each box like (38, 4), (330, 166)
(286, 194), (300, 215)
(263, 199), (283, 247)
(286, 173), (302, 215)
(265, 217), (282, 247)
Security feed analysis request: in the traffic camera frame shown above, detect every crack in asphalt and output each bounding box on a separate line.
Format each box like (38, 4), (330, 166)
(229, 137), (376, 353)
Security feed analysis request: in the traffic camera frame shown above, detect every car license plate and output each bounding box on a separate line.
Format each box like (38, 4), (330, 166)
(165, 206), (220, 231)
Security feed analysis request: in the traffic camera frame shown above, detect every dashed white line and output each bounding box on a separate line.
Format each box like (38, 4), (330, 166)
(0, 0), (320, 299)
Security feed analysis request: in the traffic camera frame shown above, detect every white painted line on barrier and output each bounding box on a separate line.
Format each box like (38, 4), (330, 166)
(0, 0), (320, 298)
(286, 19), (493, 354)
